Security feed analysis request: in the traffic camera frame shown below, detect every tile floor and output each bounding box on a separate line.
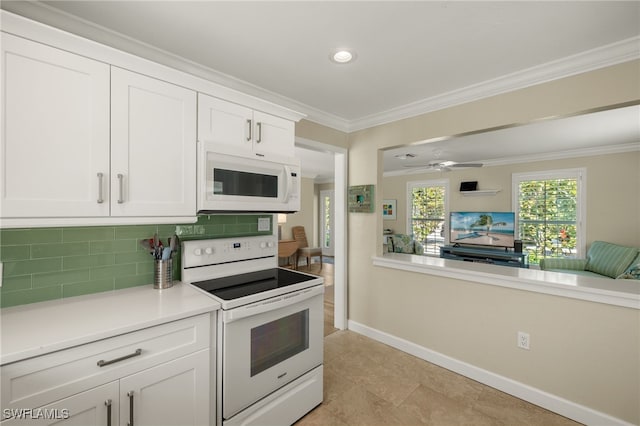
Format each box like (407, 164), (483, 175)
(296, 260), (582, 426)
(296, 330), (581, 426)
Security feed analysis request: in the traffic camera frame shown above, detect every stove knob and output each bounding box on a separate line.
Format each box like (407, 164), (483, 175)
(267, 242), (275, 248)
(194, 248), (202, 256)
(260, 242), (267, 249)
(205, 247), (213, 255)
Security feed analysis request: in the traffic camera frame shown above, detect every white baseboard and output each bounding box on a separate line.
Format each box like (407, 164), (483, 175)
(347, 320), (632, 426)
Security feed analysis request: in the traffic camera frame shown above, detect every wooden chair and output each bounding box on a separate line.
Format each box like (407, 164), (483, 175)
(292, 226), (322, 269)
(278, 240), (299, 269)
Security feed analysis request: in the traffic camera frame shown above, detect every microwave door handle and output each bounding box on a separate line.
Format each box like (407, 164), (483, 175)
(283, 166), (293, 201)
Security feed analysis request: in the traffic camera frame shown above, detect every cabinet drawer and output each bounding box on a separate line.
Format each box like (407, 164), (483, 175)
(1, 314), (210, 411)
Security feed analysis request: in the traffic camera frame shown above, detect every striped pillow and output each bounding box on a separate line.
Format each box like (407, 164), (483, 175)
(585, 241), (638, 278)
(617, 254), (640, 280)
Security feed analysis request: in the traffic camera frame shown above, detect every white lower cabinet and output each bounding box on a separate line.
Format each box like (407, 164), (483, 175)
(1, 315), (212, 426)
(119, 351), (209, 426)
(2, 382), (119, 426)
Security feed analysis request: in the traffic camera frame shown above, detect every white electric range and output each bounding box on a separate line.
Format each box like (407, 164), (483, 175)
(181, 235), (323, 426)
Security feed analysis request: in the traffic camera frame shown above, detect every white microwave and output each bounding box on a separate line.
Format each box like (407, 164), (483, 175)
(197, 142), (300, 213)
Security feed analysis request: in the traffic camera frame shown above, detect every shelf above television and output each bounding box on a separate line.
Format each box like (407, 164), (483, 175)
(460, 189), (501, 196)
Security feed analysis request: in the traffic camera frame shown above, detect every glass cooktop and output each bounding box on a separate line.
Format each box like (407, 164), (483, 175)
(192, 268), (317, 301)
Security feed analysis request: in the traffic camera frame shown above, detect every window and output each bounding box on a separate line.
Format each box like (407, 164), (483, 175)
(407, 179), (449, 255)
(512, 169), (585, 265)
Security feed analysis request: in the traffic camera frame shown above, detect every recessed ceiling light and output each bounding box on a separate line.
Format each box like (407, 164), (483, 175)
(330, 49), (356, 64)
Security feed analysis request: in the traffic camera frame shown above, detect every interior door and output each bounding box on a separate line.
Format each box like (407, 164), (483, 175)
(320, 190), (335, 256)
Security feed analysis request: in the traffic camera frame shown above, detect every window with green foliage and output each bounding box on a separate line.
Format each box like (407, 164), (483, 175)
(513, 169), (585, 265)
(407, 180), (448, 255)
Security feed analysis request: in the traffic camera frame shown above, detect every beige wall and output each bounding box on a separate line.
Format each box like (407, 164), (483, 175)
(296, 119), (349, 148)
(383, 151), (640, 248)
(348, 60), (640, 424)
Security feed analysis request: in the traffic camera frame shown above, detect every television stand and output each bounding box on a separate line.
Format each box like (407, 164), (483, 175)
(440, 245), (529, 268)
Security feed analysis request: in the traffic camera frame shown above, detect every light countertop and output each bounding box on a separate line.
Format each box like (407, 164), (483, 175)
(0, 282), (220, 365)
(374, 253), (640, 309)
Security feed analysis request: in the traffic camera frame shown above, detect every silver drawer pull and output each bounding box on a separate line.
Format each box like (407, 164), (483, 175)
(127, 390), (135, 426)
(105, 399), (112, 426)
(97, 348), (142, 367)
(97, 172), (104, 204)
(117, 173), (125, 204)
(256, 122), (262, 143)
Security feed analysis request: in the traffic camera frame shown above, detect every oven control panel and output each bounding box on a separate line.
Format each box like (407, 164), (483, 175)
(182, 236), (277, 268)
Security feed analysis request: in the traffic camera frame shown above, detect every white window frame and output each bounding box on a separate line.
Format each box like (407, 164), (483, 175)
(406, 179), (450, 255)
(512, 168), (586, 259)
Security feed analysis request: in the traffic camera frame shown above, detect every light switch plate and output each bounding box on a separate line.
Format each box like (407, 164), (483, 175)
(258, 217), (271, 232)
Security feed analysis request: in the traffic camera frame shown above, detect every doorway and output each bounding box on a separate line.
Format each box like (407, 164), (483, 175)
(295, 137), (347, 331)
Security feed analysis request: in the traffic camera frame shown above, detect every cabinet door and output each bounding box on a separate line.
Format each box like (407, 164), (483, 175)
(1, 382), (119, 426)
(111, 67), (196, 217)
(0, 33), (110, 218)
(119, 350), (210, 426)
(197, 93), (253, 153)
(252, 111), (295, 157)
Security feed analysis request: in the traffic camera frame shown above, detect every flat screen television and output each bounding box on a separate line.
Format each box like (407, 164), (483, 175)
(450, 211), (515, 248)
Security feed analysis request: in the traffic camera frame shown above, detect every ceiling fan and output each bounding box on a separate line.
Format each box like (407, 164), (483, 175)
(403, 160), (483, 171)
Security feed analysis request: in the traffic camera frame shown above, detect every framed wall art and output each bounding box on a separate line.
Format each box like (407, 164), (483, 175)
(348, 184), (375, 213)
(382, 199), (397, 220)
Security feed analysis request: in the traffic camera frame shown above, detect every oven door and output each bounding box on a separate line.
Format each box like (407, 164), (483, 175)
(197, 142), (300, 213)
(221, 285), (323, 420)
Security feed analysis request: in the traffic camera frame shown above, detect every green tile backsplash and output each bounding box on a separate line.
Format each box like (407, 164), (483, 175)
(0, 215), (272, 308)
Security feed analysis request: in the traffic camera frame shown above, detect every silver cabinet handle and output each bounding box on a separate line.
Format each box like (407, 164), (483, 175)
(256, 122), (262, 143)
(97, 348), (142, 367)
(105, 399), (112, 426)
(246, 119), (252, 141)
(127, 391), (134, 426)
(117, 174), (124, 204)
(97, 173), (104, 204)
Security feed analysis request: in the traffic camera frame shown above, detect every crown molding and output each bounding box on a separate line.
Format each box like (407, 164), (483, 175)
(2, 1), (638, 134)
(351, 37), (640, 132)
(383, 142), (640, 177)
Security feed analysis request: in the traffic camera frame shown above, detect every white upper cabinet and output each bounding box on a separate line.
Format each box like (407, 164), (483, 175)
(198, 93), (294, 158)
(111, 68), (197, 217)
(0, 33), (110, 218)
(252, 110), (296, 156)
(0, 11), (302, 227)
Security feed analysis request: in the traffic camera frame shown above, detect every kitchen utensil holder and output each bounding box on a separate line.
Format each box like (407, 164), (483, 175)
(154, 259), (173, 289)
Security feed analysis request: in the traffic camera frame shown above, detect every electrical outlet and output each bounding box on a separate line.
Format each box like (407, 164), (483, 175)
(517, 331), (530, 350)
(258, 217), (271, 232)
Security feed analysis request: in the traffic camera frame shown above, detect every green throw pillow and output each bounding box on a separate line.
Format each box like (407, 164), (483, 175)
(617, 253), (640, 280)
(585, 241), (638, 279)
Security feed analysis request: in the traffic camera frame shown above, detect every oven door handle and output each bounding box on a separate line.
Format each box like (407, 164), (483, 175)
(222, 285), (324, 323)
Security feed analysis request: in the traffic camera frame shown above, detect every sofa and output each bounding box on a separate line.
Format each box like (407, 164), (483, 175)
(387, 234), (424, 255)
(539, 241), (639, 280)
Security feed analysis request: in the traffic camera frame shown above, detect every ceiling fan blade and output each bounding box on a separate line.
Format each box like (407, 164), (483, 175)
(402, 164), (435, 168)
(450, 163), (483, 168)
